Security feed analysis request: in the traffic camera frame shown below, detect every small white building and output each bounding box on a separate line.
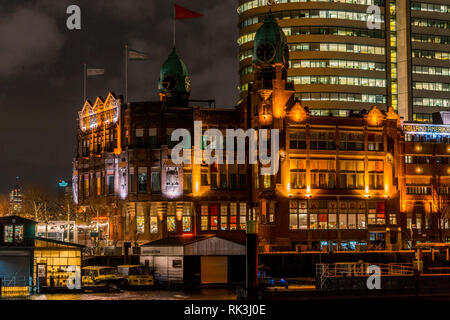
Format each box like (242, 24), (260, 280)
(36, 221), (76, 242)
(140, 235), (245, 285)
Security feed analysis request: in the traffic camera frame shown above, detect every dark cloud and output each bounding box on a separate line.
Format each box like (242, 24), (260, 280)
(0, 0), (238, 193)
(0, 7), (64, 76)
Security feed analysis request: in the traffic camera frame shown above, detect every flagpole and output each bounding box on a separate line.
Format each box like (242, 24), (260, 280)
(173, 1), (176, 46)
(83, 63), (87, 103)
(125, 44), (128, 104)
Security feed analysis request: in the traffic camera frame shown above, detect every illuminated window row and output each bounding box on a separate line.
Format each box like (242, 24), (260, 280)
(284, 26), (385, 39)
(296, 92), (386, 103)
(237, 0), (385, 14)
(289, 76), (386, 87)
(289, 133), (384, 152)
(200, 203), (249, 231)
(413, 65), (450, 76)
(290, 43), (385, 55)
(240, 82), (251, 93)
(308, 109), (358, 117)
(240, 9), (384, 28)
(238, 33), (255, 46)
(413, 82), (450, 92)
(239, 49), (252, 61)
(411, 2), (450, 13)
(291, 59), (385, 71)
(406, 185), (431, 195)
(412, 33), (450, 45)
(413, 97), (450, 108)
(239, 65), (254, 77)
(412, 17), (450, 29)
(289, 199), (387, 230)
(412, 49), (450, 61)
(238, 26), (385, 45)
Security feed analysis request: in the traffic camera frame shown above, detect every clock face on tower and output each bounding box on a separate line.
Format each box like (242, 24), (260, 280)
(162, 74), (178, 91)
(256, 43), (275, 63)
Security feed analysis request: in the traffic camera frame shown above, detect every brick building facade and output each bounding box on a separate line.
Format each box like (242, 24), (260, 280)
(72, 15), (449, 251)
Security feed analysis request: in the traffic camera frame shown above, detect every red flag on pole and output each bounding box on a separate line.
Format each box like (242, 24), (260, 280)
(175, 4), (203, 19)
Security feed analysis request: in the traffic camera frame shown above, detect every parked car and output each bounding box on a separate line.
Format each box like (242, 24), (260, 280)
(82, 266), (127, 291)
(117, 265), (154, 289)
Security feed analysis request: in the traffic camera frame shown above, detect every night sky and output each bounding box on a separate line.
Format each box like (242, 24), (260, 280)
(0, 0), (239, 193)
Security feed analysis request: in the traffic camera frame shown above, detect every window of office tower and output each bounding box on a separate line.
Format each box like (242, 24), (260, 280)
(238, 0), (385, 14)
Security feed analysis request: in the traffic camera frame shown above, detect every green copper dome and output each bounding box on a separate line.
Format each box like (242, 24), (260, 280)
(252, 11), (289, 65)
(159, 47), (190, 94)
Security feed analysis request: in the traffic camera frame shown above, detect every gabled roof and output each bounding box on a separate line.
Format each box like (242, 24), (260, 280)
(141, 235), (245, 247)
(104, 92), (119, 109)
(79, 101), (93, 118)
(35, 237), (85, 248)
(141, 235), (212, 247)
(92, 96), (105, 113)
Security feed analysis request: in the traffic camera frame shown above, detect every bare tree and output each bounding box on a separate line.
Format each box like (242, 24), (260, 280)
(0, 193), (9, 216)
(83, 197), (108, 224)
(433, 180), (450, 242)
(431, 170), (450, 242)
(23, 185), (51, 222)
(81, 198), (110, 250)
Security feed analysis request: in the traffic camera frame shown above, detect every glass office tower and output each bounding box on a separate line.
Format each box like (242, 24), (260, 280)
(238, 0), (450, 121)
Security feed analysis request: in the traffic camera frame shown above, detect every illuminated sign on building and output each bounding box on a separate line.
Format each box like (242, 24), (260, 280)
(58, 180), (69, 188)
(403, 123), (450, 135)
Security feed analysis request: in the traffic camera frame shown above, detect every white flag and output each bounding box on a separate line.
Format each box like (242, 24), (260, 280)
(87, 68), (105, 76)
(129, 49), (148, 61)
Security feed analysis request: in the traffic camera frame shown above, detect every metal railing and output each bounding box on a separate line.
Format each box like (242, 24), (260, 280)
(0, 276), (30, 287)
(316, 262), (415, 278)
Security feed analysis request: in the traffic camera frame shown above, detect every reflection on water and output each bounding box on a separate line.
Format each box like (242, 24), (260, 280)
(28, 289), (237, 300)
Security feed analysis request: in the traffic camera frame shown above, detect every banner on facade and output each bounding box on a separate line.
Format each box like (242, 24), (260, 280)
(162, 159), (183, 199)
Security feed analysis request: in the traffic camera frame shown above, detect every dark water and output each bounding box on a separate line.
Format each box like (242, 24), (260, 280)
(27, 289), (237, 300)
